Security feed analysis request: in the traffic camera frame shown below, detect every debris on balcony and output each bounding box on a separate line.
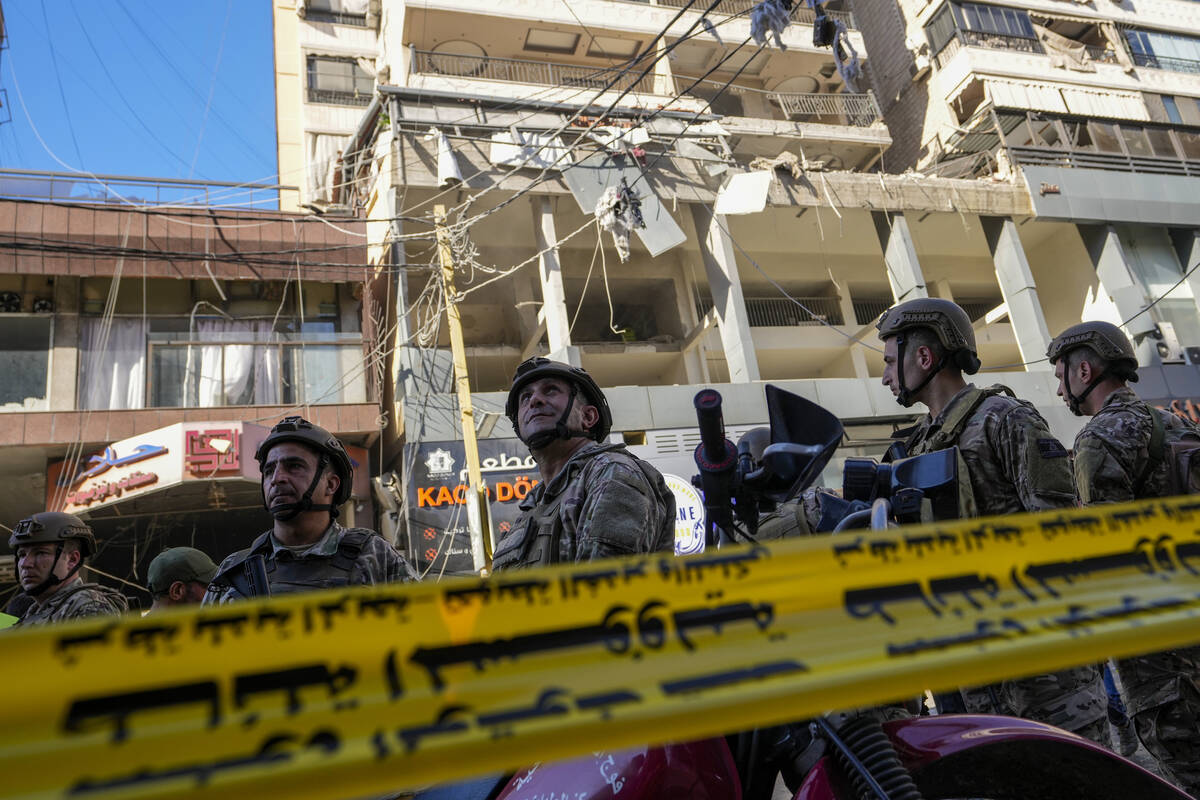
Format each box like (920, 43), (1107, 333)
(423, 128), (463, 187)
(715, 170), (773, 215)
(489, 130), (569, 170)
(749, 151), (803, 179)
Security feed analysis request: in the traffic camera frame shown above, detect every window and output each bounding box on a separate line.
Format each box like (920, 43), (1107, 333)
(925, 4), (958, 55)
(306, 56), (374, 106)
(587, 36), (640, 59)
(1177, 130), (1200, 159)
(1147, 128), (1178, 158)
(1125, 29), (1200, 73)
(1120, 126), (1153, 157)
(1088, 121), (1122, 153)
(1162, 95), (1184, 124)
(956, 2), (1035, 39)
(0, 316), (51, 411)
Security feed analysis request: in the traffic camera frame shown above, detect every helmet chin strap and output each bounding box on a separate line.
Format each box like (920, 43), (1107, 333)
(28, 542), (82, 598)
(1063, 364), (1111, 417)
(894, 333), (946, 409)
(520, 383), (592, 450)
(264, 455), (339, 521)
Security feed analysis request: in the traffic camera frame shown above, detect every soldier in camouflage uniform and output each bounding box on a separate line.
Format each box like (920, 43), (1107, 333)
(9, 512), (127, 627)
(1049, 320), (1200, 792)
(491, 358), (674, 571)
(878, 298), (1109, 744)
(204, 416), (417, 604)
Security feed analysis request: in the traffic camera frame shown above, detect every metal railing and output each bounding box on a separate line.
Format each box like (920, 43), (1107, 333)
(409, 50), (656, 94)
(1009, 145), (1200, 177)
(0, 169), (293, 208)
(304, 9), (368, 26)
(853, 299), (891, 326)
(698, 296), (845, 327)
(307, 87), (374, 106)
(957, 300), (1002, 323)
(768, 91), (880, 126)
(1132, 51), (1200, 75)
(935, 29), (1124, 69)
(653, 0), (855, 28)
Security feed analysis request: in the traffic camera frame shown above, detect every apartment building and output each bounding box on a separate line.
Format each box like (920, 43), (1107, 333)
(0, 174), (378, 603)
(274, 0), (1200, 575)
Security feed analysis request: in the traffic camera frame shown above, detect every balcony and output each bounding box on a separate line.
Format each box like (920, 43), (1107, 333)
(1009, 145), (1200, 178)
(933, 30), (1120, 70)
(304, 9), (368, 26)
(699, 296), (845, 326)
(409, 49), (656, 94)
(767, 91), (879, 126)
(307, 87), (374, 107)
(1132, 51), (1200, 76)
(654, 0), (855, 28)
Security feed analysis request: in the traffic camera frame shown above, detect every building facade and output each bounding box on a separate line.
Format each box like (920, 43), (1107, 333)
(269, 0), (1200, 575)
(0, 178), (380, 603)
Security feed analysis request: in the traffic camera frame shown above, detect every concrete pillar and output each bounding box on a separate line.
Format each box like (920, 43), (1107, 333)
(1169, 228), (1200, 326)
(51, 277), (79, 411)
(672, 253), (707, 383)
(531, 196), (580, 367)
(1077, 224), (1159, 365)
(872, 212), (928, 303)
(653, 39), (675, 97)
(688, 205), (760, 383)
(982, 217), (1052, 371)
(933, 279), (955, 302)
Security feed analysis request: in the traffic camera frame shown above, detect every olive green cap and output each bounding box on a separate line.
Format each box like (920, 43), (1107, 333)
(147, 547), (219, 594)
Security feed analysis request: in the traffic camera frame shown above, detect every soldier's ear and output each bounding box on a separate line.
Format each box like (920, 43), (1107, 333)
(578, 404), (600, 431)
(169, 581), (187, 602)
(325, 469), (341, 499)
(1077, 359), (1093, 383)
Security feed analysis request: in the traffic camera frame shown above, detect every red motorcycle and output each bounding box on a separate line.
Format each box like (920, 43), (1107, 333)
(418, 385), (1192, 800)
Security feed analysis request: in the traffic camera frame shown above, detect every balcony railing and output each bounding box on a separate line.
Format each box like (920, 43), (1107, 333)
(654, 0), (855, 28)
(934, 29), (1122, 70)
(1009, 145), (1200, 178)
(409, 50), (656, 94)
(304, 9), (368, 26)
(699, 296), (845, 327)
(0, 168), (291, 208)
(307, 87), (374, 106)
(1132, 51), (1200, 75)
(768, 91), (880, 126)
(853, 299), (891, 326)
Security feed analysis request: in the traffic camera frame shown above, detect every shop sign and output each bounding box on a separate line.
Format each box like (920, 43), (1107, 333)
(663, 473), (705, 556)
(184, 428), (242, 475)
(47, 426), (185, 513)
(404, 440), (541, 575)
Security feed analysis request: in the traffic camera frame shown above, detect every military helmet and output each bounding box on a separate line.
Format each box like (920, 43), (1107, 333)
(505, 357), (612, 442)
(1047, 321), (1139, 380)
(876, 298), (981, 374)
(8, 512), (97, 558)
(255, 416), (354, 506)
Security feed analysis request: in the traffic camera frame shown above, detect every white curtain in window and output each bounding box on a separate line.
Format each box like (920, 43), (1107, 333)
(188, 320), (279, 407)
(78, 318), (148, 410)
(308, 133), (349, 203)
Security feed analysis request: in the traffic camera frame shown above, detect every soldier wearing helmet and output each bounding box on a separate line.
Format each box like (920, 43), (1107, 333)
(492, 357), (674, 570)
(8, 512), (127, 626)
(1049, 320), (1200, 793)
(878, 299), (1107, 744)
(203, 416), (417, 604)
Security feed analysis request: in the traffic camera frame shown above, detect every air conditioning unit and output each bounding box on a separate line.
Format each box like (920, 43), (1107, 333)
(1154, 322), (1186, 364)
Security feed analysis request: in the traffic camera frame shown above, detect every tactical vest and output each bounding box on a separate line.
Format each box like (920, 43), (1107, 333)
(902, 385), (1044, 520)
(491, 443), (667, 571)
(212, 528), (373, 598)
(1138, 403), (1200, 497)
(19, 582), (128, 626)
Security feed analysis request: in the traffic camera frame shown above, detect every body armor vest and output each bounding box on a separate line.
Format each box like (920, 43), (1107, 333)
(492, 443), (665, 571)
(212, 529), (372, 598)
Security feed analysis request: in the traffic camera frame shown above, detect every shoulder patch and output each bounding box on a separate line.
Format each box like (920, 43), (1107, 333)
(1036, 438), (1068, 458)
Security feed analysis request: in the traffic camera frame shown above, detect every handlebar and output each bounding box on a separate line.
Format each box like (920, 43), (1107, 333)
(694, 389), (734, 469)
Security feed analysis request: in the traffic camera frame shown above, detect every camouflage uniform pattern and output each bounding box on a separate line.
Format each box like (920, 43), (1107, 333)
(756, 489), (835, 540)
(1074, 386), (1200, 792)
(17, 579), (128, 626)
(907, 385), (1107, 742)
(203, 523), (419, 605)
(492, 442), (674, 570)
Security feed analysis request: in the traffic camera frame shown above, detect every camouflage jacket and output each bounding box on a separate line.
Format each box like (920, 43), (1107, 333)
(17, 579), (128, 627)
(1073, 386), (1200, 505)
(492, 442), (675, 570)
(1074, 387), (1200, 716)
(905, 384), (1078, 516)
(908, 386), (1103, 730)
(203, 522), (419, 605)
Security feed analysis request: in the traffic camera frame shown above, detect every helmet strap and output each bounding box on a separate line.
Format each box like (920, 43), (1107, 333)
(521, 382), (591, 450)
(895, 333), (946, 408)
(265, 454), (338, 521)
(1064, 362), (1111, 417)
(28, 542), (82, 598)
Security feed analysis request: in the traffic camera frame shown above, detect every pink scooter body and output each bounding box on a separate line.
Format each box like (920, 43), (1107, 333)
(495, 714), (1190, 800)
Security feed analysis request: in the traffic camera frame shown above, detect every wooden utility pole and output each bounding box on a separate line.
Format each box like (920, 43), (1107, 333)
(435, 205), (492, 573)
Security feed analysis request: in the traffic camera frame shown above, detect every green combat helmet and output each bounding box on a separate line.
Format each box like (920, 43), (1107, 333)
(504, 357), (612, 449)
(876, 298), (982, 407)
(8, 512), (97, 596)
(255, 416), (354, 520)
(1047, 321), (1139, 415)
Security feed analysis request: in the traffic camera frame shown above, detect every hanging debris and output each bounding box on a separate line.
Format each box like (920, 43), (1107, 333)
(751, 0), (794, 50)
(594, 178), (646, 263)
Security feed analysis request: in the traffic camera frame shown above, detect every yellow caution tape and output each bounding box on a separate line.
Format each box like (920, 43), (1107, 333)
(4, 495), (1200, 799)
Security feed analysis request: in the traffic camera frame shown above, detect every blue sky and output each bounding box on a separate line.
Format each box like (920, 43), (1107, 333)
(0, 0), (277, 190)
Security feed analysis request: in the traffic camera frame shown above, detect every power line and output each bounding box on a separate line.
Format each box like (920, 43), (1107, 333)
(190, 0), (234, 179)
(41, 0), (87, 169)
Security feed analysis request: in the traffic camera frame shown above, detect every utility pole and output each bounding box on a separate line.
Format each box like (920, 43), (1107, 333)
(435, 204), (492, 574)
